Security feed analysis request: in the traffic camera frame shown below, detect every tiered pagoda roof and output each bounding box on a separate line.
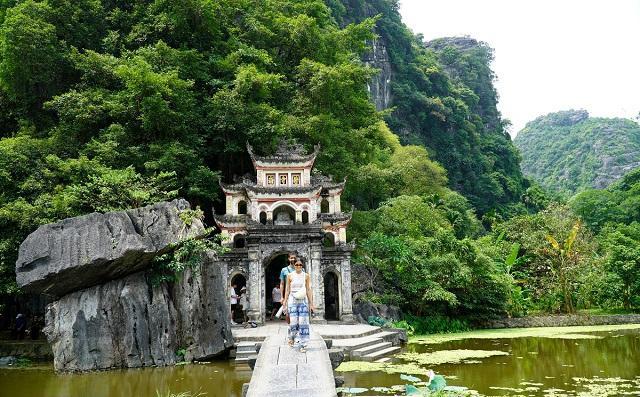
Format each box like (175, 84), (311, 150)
(247, 141), (320, 167)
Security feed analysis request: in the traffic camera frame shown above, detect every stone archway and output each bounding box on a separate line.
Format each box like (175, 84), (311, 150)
(323, 271), (340, 321)
(264, 253), (288, 321)
(230, 273), (247, 323)
(273, 205), (295, 225)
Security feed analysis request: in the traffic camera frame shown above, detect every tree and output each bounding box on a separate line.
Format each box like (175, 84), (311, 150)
(599, 223), (640, 309)
(500, 204), (599, 313)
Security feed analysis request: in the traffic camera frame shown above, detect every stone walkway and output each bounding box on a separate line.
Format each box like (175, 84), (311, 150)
(232, 321), (381, 342)
(244, 327), (336, 397)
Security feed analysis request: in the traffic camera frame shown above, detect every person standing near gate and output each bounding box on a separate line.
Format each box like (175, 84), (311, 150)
(270, 282), (282, 320)
(229, 282), (239, 325)
(283, 259), (315, 352)
(279, 252), (297, 323)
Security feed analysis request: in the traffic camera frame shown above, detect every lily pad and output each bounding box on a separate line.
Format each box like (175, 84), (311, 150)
(398, 349), (509, 365)
(400, 374), (422, 383)
(411, 324), (640, 344)
(336, 387), (368, 394)
(335, 361), (426, 375)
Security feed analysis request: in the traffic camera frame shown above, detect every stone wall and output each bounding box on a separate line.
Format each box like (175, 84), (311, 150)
(481, 314), (640, 329)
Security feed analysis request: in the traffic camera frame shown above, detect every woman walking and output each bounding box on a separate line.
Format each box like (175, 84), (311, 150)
(283, 259), (314, 352)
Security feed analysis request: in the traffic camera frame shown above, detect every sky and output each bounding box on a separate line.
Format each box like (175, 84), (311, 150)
(398, 0), (640, 137)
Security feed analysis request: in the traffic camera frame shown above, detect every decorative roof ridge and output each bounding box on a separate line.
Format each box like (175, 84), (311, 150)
(320, 207), (354, 224)
(213, 213), (250, 222)
(219, 176), (255, 193)
(247, 140), (320, 166)
(315, 175), (346, 190)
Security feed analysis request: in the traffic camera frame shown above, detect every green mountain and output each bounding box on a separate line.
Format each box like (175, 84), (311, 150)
(515, 110), (640, 195)
(327, 0), (526, 215)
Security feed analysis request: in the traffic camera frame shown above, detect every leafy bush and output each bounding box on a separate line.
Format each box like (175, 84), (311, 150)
(151, 228), (227, 286)
(396, 314), (470, 335)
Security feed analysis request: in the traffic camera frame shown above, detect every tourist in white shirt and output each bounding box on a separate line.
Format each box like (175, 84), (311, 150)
(229, 282), (239, 325)
(270, 282), (282, 320)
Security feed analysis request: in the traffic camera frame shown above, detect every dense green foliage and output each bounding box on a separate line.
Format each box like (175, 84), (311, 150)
(351, 194), (511, 321)
(327, 0), (527, 215)
(515, 109), (640, 195)
(0, 0), (636, 329)
(0, 0), (397, 300)
(570, 168), (640, 232)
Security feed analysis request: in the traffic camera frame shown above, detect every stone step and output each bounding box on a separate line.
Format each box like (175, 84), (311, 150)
(376, 330), (400, 340)
(236, 350), (257, 358)
(332, 335), (383, 350)
(375, 357), (392, 363)
(236, 342), (258, 353)
(352, 341), (392, 358)
(319, 327), (383, 340)
(360, 346), (401, 362)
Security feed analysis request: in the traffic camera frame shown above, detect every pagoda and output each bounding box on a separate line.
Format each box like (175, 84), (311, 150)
(214, 140), (355, 323)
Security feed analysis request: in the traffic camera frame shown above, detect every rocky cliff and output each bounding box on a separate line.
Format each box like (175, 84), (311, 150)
(515, 110), (640, 194)
(364, 37), (392, 111)
(16, 200), (233, 372)
(16, 199), (203, 298)
(44, 254), (232, 372)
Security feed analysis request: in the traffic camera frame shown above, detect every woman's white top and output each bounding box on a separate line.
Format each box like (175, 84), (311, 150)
(289, 271), (306, 302)
(229, 287), (238, 304)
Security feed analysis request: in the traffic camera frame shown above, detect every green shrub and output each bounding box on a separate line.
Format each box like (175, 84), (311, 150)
(397, 314), (470, 335)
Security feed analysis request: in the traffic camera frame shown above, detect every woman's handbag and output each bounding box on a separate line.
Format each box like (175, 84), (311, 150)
(293, 287), (307, 300)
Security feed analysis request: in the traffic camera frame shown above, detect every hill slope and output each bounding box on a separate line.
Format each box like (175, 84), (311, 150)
(328, 0), (526, 214)
(515, 110), (640, 194)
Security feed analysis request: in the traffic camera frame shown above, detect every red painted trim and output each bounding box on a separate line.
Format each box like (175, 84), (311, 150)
(255, 165), (311, 171)
(256, 198), (313, 203)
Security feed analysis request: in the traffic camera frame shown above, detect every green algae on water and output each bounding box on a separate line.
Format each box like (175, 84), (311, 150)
(398, 350), (509, 366)
(335, 361), (427, 375)
(411, 324), (640, 344)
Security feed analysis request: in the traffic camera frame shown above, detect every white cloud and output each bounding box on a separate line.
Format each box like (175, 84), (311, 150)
(398, 0), (640, 136)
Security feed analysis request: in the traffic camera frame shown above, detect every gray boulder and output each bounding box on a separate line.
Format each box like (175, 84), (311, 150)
(0, 356), (17, 366)
(353, 300), (402, 324)
(44, 252), (233, 372)
(16, 199), (203, 297)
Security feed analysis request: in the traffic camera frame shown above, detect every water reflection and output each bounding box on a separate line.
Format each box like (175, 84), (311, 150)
(0, 361), (251, 397)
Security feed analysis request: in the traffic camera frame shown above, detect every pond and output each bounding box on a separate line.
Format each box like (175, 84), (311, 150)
(0, 360), (250, 397)
(336, 324), (640, 396)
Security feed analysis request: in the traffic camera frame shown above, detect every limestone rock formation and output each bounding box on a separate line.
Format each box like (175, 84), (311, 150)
(364, 37), (392, 111)
(17, 200), (232, 372)
(16, 199), (203, 297)
(515, 110), (640, 194)
(44, 253), (233, 372)
(353, 300), (402, 324)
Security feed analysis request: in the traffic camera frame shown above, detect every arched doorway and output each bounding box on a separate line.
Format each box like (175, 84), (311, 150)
(233, 234), (246, 248)
(324, 272), (339, 321)
(273, 205), (295, 225)
(264, 253), (288, 321)
(322, 232), (336, 247)
(230, 273), (247, 323)
(320, 198), (330, 213)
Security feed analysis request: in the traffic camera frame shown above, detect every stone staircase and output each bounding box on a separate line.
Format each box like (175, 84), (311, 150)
(233, 341), (260, 364)
(331, 329), (402, 362)
(231, 323), (405, 364)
